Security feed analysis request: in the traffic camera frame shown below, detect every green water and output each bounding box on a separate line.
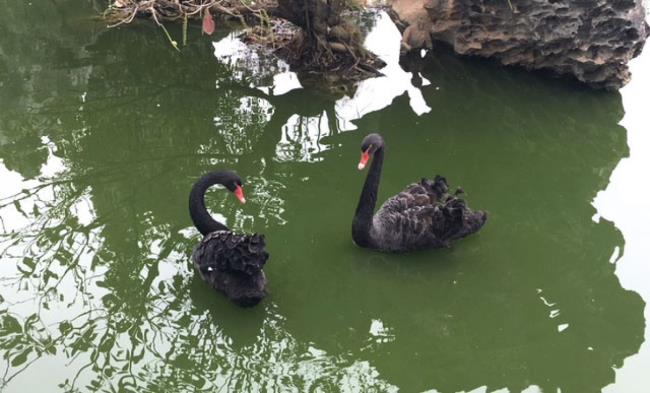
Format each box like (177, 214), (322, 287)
(0, 1), (646, 392)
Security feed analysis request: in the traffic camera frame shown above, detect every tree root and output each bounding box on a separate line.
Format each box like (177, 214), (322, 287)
(105, 0), (276, 26)
(104, 0), (384, 85)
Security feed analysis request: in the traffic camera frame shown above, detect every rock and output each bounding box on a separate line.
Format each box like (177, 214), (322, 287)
(402, 20), (433, 52)
(388, 0), (649, 89)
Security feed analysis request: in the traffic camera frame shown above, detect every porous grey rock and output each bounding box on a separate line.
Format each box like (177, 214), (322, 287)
(389, 0), (649, 89)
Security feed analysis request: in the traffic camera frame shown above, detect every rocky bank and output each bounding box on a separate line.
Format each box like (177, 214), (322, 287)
(389, 0), (649, 89)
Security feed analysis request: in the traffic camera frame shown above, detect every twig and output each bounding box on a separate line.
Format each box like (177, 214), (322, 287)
(150, 6), (180, 51)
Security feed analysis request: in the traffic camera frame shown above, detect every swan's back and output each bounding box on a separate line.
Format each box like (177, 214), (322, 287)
(372, 176), (487, 252)
(192, 231), (268, 307)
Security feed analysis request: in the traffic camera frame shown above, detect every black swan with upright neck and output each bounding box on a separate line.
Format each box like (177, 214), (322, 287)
(189, 170), (268, 307)
(352, 133), (487, 252)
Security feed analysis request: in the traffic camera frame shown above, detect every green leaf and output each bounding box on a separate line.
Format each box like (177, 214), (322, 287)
(24, 313), (39, 327)
(17, 257), (37, 276)
(11, 347), (32, 367)
(45, 345), (57, 355)
(1, 315), (22, 334)
(59, 321), (73, 335)
(98, 332), (115, 353)
(55, 249), (73, 265)
(43, 270), (60, 285)
(22, 257), (36, 270)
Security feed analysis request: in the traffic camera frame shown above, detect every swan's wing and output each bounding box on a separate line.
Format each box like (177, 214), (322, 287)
(375, 176), (452, 216)
(377, 182), (432, 213)
(192, 230), (269, 307)
(372, 182), (439, 250)
(372, 177), (487, 251)
(192, 231), (269, 276)
(373, 196), (442, 251)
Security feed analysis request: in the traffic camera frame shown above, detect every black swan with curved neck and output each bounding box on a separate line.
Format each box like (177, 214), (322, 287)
(352, 133), (487, 252)
(189, 170), (268, 307)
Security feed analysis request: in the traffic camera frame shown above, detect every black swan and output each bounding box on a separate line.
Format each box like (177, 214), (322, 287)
(352, 133), (488, 252)
(189, 170), (268, 307)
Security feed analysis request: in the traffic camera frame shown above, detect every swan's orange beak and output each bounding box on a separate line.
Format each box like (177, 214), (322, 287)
(358, 149), (371, 170)
(234, 185), (246, 204)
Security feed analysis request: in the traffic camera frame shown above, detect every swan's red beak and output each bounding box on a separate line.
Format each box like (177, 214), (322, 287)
(358, 149), (371, 170)
(234, 185), (246, 204)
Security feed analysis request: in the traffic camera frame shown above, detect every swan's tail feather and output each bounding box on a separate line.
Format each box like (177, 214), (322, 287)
(420, 176), (449, 200)
(419, 176), (488, 243)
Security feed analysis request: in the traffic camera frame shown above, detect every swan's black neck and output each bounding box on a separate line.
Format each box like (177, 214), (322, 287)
(189, 172), (230, 236)
(352, 147), (384, 247)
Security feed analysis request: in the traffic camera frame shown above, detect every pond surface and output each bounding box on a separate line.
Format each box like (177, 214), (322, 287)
(0, 1), (648, 392)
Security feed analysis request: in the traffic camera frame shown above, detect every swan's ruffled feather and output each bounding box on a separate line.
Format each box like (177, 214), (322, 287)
(192, 231), (269, 307)
(372, 176), (487, 251)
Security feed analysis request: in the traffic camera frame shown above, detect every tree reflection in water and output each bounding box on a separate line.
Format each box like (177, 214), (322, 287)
(0, 3), (397, 391)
